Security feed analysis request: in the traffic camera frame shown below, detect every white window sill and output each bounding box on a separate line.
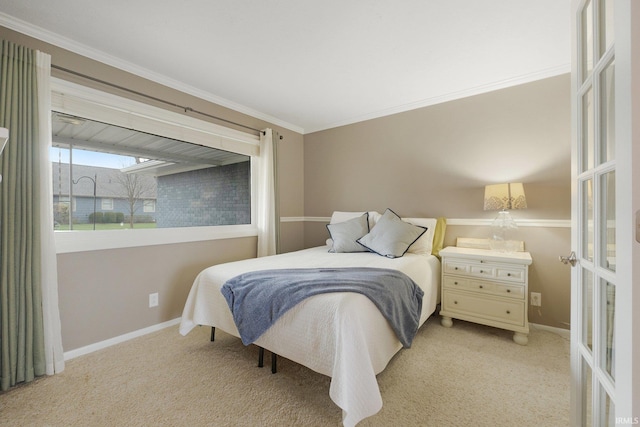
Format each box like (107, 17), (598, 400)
(55, 224), (258, 254)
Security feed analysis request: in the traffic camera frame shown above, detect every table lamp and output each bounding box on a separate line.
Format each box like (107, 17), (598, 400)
(484, 182), (527, 252)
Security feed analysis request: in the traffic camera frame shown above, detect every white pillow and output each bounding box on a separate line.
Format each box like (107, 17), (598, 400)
(357, 209), (427, 258)
(402, 217), (437, 255)
(368, 211), (382, 226)
(330, 211), (380, 230)
(326, 213), (370, 253)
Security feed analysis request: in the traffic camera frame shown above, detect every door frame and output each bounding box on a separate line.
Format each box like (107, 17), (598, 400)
(612, 0), (640, 420)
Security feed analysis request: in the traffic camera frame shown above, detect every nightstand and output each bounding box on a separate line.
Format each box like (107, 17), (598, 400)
(439, 246), (533, 345)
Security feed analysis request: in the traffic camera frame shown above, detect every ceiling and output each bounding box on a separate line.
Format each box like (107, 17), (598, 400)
(0, 1), (571, 134)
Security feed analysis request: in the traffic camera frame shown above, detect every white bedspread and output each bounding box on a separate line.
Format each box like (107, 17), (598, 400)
(179, 245), (440, 426)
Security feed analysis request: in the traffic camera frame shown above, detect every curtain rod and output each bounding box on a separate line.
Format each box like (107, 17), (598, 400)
(51, 64), (265, 136)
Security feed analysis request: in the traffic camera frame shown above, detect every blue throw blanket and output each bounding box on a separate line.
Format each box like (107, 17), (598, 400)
(220, 267), (424, 348)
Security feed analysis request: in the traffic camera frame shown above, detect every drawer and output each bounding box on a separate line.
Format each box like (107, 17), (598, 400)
(445, 276), (495, 293)
(444, 275), (524, 299)
(469, 264), (496, 279)
(443, 261), (470, 275)
(443, 276), (472, 290)
(443, 258), (526, 283)
(442, 290), (525, 327)
(496, 267), (526, 283)
(468, 279), (525, 299)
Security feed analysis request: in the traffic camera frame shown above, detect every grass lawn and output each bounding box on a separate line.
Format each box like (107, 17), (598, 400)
(55, 222), (157, 231)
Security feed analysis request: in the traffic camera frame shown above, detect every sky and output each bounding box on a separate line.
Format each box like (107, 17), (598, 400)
(51, 147), (137, 169)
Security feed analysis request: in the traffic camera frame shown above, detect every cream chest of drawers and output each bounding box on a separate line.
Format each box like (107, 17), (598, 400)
(439, 246), (533, 345)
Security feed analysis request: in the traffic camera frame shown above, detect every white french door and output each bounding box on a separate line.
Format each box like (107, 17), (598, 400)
(571, 0), (639, 425)
(571, 0), (616, 425)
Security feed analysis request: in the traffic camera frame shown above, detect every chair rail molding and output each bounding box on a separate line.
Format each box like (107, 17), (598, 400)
(281, 217), (570, 228)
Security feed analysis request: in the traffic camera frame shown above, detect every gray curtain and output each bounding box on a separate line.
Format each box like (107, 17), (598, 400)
(0, 39), (46, 391)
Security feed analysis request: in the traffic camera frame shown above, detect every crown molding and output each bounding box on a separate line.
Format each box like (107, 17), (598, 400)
(304, 64), (571, 134)
(0, 13), (569, 135)
(0, 13), (304, 135)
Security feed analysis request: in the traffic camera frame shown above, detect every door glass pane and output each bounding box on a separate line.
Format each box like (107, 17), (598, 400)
(600, 60), (615, 163)
(582, 179), (594, 262)
(582, 0), (594, 82)
(600, 0), (615, 55)
(582, 268), (594, 351)
(598, 382), (615, 426)
(601, 280), (615, 379)
(583, 359), (593, 427)
(582, 88), (595, 171)
(600, 171), (615, 271)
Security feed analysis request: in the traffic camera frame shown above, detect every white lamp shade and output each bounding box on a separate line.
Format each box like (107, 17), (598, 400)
(484, 183), (527, 211)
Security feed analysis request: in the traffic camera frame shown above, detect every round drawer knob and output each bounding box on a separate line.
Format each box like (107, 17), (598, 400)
(507, 273), (512, 277)
(506, 310), (511, 314)
(480, 270), (484, 273)
(507, 289), (511, 293)
(454, 301), (458, 304)
(454, 267), (458, 270)
(454, 281), (458, 285)
(479, 285), (483, 289)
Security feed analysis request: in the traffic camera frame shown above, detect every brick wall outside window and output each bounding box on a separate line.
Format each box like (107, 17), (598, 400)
(155, 161), (250, 228)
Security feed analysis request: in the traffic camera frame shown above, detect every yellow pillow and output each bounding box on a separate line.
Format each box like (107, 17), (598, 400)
(431, 217), (447, 258)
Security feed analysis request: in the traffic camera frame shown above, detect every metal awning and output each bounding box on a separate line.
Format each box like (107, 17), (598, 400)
(52, 112), (250, 176)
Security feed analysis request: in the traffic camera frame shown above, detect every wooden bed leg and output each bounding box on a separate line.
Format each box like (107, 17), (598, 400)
(258, 347), (264, 368)
(271, 353), (277, 374)
(210, 327), (215, 342)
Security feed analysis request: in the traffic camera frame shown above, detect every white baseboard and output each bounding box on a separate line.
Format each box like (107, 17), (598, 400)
(63, 317), (182, 361)
(61, 318), (569, 361)
(530, 322), (571, 340)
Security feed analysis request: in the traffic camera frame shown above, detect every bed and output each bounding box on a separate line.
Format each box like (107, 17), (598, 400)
(179, 210), (445, 426)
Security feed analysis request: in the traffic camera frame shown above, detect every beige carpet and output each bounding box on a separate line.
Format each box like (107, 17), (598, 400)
(0, 318), (569, 426)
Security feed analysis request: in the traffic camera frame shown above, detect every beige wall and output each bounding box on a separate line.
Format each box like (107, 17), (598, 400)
(2, 26), (571, 351)
(303, 74), (571, 219)
(1, 27), (305, 350)
(303, 74), (572, 329)
(57, 238), (257, 350)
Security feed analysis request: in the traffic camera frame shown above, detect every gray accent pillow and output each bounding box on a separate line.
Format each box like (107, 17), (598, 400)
(326, 212), (370, 253)
(357, 209), (427, 258)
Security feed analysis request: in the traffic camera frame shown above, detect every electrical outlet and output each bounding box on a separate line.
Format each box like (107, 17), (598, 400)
(149, 292), (159, 308)
(530, 292), (541, 307)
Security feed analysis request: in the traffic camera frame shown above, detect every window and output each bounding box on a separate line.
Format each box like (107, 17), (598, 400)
(143, 200), (156, 213)
(51, 78), (260, 253)
(101, 198), (114, 211)
(52, 113), (252, 230)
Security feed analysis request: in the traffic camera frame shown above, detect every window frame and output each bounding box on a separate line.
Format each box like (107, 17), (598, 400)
(143, 199), (156, 213)
(52, 78), (260, 254)
(101, 198), (114, 211)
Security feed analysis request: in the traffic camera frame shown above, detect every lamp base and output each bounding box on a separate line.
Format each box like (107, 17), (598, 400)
(489, 210), (520, 253)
